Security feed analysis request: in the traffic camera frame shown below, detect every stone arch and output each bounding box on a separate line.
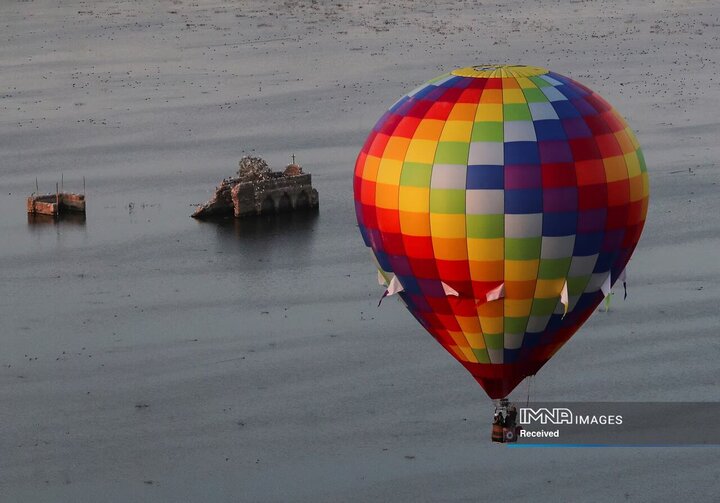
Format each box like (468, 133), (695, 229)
(295, 190), (310, 209)
(278, 192), (292, 213)
(260, 195), (275, 215)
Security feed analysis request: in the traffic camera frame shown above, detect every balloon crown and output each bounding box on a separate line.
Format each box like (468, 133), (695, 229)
(451, 64), (549, 78)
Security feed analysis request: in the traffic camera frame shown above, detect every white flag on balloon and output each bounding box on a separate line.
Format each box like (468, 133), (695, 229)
(485, 283), (505, 302)
(441, 282), (460, 297)
(560, 280), (569, 319)
(378, 274), (404, 306)
(600, 273), (611, 297)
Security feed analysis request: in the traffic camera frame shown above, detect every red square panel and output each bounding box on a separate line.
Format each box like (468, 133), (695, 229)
(577, 183), (608, 210)
(542, 163), (576, 188)
(409, 257), (440, 279)
(403, 235), (435, 258)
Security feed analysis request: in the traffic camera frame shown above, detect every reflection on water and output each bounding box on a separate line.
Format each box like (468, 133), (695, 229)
(27, 211), (87, 227)
(214, 208), (319, 239)
(203, 209), (321, 269)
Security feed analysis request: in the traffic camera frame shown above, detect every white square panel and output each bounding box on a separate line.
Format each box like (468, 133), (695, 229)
(504, 121), (537, 142)
(526, 314), (552, 334)
(430, 164), (467, 189)
(468, 141), (504, 166)
(529, 102), (560, 121)
(466, 189), (504, 214)
(487, 348), (504, 364)
(540, 75), (563, 86)
(541, 236), (575, 259)
(541, 86), (567, 102)
(567, 254), (598, 277)
(505, 213), (543, 238)
(504, 332), (524, 350)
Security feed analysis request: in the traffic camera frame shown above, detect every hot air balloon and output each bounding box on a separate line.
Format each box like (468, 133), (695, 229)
(354, 65), (649, 405)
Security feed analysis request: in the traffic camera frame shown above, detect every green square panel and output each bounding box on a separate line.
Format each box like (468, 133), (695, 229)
(484, 333), (504, 350)
(531, 298), (558, 316)
(568, 276), (590, 296)
(538, 257), (572, 279)
(505, 237), (541, 260)
(400, 162), (433, 187)
(427, 73), (450, 84)
(638, 149), (647, 172)
(472, 348), (491, 363)
(503, 103), (532, 121)
(429, 189), (466, 214)
(467, 214), (504, 238)
(504, 316), (528, 334)
(529, 76), (552, 88)
(434, 142), (470, 165)
(471, 122), (503, 142)
(523, 88), (549, 103)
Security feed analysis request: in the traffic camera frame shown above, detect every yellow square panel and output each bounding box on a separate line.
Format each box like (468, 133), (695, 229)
(475, 103), (503, 122)
(624, 152), (641, 178)
(505, 259), (539, 281)
(603, 155), (627, 182)
(505, 298), (532, 317)
(440, 120), (473, 142)
(458, 345), (477, 363)
(413, 119), (445, 140)
(467, 238), (504, 261)
(465, 332), (486, 349)
(448, 103), (478, 122)
(399, 186), (430, 212)
(516, 77), (536, 89)
(432, 237), (469, 260)
(503, 88), (526, 104)
(376, 158), (403, 185)
(383, 136), (411, 161)
(479, 315), (503, 335)
(430, 214), (466, 239)
(405, 139), (438, 163)
(534, 278), (565, 298)
(360, 155), (381, 182)
(399, 210), (430, 236)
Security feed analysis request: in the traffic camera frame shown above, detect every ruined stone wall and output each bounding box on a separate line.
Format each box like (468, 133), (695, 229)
(231, 173), (318, 217)
(194, 171), (318, 219)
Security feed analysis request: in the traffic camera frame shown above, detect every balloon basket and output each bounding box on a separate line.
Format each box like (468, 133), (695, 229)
(492, 398), (521, 443)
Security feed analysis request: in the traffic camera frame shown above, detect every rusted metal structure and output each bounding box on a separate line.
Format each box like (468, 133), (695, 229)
(27, 180), (86, 217)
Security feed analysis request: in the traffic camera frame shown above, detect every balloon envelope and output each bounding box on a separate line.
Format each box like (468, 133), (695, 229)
(354, 65), (649, 399)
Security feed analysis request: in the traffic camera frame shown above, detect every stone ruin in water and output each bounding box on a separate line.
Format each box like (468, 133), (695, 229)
(192, 156), (319, 219)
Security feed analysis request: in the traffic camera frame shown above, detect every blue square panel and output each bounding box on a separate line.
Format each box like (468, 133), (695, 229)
(466, 165), (504, 189)
(505, 188), (543, 214)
